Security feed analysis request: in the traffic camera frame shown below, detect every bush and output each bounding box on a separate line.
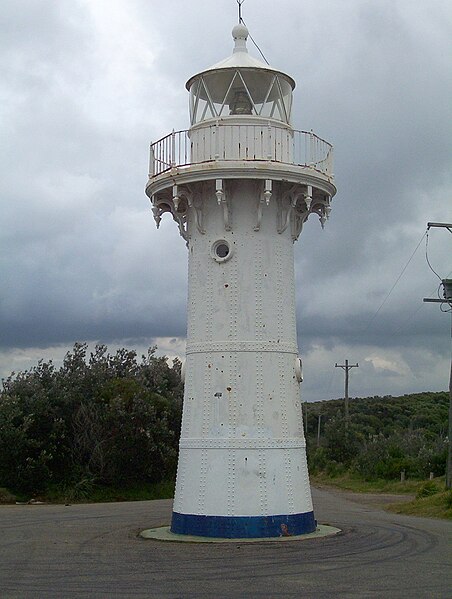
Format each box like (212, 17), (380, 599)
(416, 481), (440, 499)
(324, 461), (347, 478)
(0, 343), (183, 496)
(445, 491), (452, 509)
(0, 487), (16, 504)
(322, 419), (362, 466)
(305, 392), (448, 482)
(307, 446), (329, 474)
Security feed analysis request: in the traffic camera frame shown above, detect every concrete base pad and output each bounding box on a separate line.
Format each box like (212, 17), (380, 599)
(140, 524), (341, 543)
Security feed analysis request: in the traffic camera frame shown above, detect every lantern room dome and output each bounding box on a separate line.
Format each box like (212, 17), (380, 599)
(186, 24), (295, 126)
(232, 23), (248, 41)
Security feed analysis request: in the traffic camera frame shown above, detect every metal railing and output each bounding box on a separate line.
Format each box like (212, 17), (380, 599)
(149, 125), (333, 179)
(149, 129), (189, 175)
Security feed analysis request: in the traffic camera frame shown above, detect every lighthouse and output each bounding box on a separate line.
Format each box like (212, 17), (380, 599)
(146, 23), (336, 538)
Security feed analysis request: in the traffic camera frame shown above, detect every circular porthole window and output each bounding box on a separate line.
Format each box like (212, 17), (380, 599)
(211, 239), (232, 263)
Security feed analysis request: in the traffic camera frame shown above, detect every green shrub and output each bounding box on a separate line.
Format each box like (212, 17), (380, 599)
(0, 487), (16, 504)
(416, 481), (440, 499)
(0, 343), (183, 496)
(307, 446), (329, 474)
(324, 461), (347, 478)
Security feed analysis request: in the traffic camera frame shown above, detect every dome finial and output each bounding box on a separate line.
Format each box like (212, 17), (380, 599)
(232, 23), (249, 53)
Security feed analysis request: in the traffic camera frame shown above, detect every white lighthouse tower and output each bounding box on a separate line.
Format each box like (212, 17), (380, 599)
(146, 23), (336, 538)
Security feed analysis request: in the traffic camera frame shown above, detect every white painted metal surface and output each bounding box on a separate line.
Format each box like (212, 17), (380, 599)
(174, 179), (311, 517)
(146, 23), (337, 537)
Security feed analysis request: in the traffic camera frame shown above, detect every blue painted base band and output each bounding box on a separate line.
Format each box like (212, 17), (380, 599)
(171, 511), (316, 538)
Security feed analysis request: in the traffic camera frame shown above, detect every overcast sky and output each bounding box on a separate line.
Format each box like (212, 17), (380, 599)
(1, 0), (451, 402)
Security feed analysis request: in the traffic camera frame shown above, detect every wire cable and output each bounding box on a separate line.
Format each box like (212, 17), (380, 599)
(240, 17), (270, 64)
(390, 270), (452, 337)
(425, 230), (443, 281)
(237, 0), (245, 22)
(236, 1), (270, 65)
(363, 230), (427, 332)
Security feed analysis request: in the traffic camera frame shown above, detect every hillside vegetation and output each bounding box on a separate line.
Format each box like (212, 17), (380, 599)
(0, 343), (182, 501)
(0, 344), (448, 505)
(305, 392), (448, 481)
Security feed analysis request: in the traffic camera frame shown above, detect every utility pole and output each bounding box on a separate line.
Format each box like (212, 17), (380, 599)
(423, 221), (452, 489)
(335, 359), (359, 429)
(317, 414), (322, 447)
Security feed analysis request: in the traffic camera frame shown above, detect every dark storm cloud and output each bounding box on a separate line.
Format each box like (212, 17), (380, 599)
(1, 0), (451, 397)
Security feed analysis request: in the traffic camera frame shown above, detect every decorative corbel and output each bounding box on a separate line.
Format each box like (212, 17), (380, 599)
(216, 179), (231, 231)
(264, 179), (272, 205)
(172, 184), (190, 241)
(290, 191), (308, 241)
(187, 191), (205, 235)
(151, 199), (162, 228)
(254, 180), (272, 231)
(304, 185), (313, 212)
(151, 189), (189, 242)
(278, 185), (298, 234)
(307, 193), (331, 230)
(215, 179), (223, 206)
(325, 195), (332, 221)
(173, 212), (189, 242)
(172, 185), (180, 212)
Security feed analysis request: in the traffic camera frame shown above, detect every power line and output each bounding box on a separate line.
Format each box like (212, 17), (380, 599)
(236, 1), (270, 65)
(425, 229), (444, 281)
(390, 272), (452, 337)
(237, 0), (245, 22)
(363, 230), (427, 332)
(240, 18), (270, 65)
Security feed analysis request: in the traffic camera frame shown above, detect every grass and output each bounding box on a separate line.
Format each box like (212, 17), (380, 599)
(310, 472), (427, 494)
(386, 491), (452, 520)
(311, 472), (452, 520)
(43, 480), (175, 504)
(87, 480), (175, 503)
(0, 481), (175, 505)
(3, 472), (451, 520)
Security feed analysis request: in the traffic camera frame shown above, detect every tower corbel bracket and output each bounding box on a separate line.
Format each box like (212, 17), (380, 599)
(216, 179), (231, 231)
(171, 184), (190, 242)
(151, 187), (189, 242)
(172, 185), (180, 212)
(304, 186), (313, 212)
(187, 191), (205, 235)
(309, 193), (332, 230)
(255, 180), (272, 231)
(290, 190), (308, 241)
(325, 195), (332, 221)
(151, 197), (162, 229)
(278, 185), (298, 234)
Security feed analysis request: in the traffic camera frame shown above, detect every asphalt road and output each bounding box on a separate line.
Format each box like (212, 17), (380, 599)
(0, 487), (451, 599)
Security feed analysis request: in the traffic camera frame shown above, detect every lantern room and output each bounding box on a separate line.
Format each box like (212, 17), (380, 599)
(186, 24), (295, 126)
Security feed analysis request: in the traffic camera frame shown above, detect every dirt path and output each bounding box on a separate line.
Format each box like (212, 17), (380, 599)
(313, 483), (415, 509)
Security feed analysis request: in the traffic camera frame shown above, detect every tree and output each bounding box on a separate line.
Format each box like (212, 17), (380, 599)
(0, 343), (183, 495)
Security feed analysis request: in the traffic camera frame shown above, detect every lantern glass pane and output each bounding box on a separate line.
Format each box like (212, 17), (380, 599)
(188, 69), (293, 124)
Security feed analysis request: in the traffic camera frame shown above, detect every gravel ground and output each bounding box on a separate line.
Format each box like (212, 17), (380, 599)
(0, 486), (450, 598)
